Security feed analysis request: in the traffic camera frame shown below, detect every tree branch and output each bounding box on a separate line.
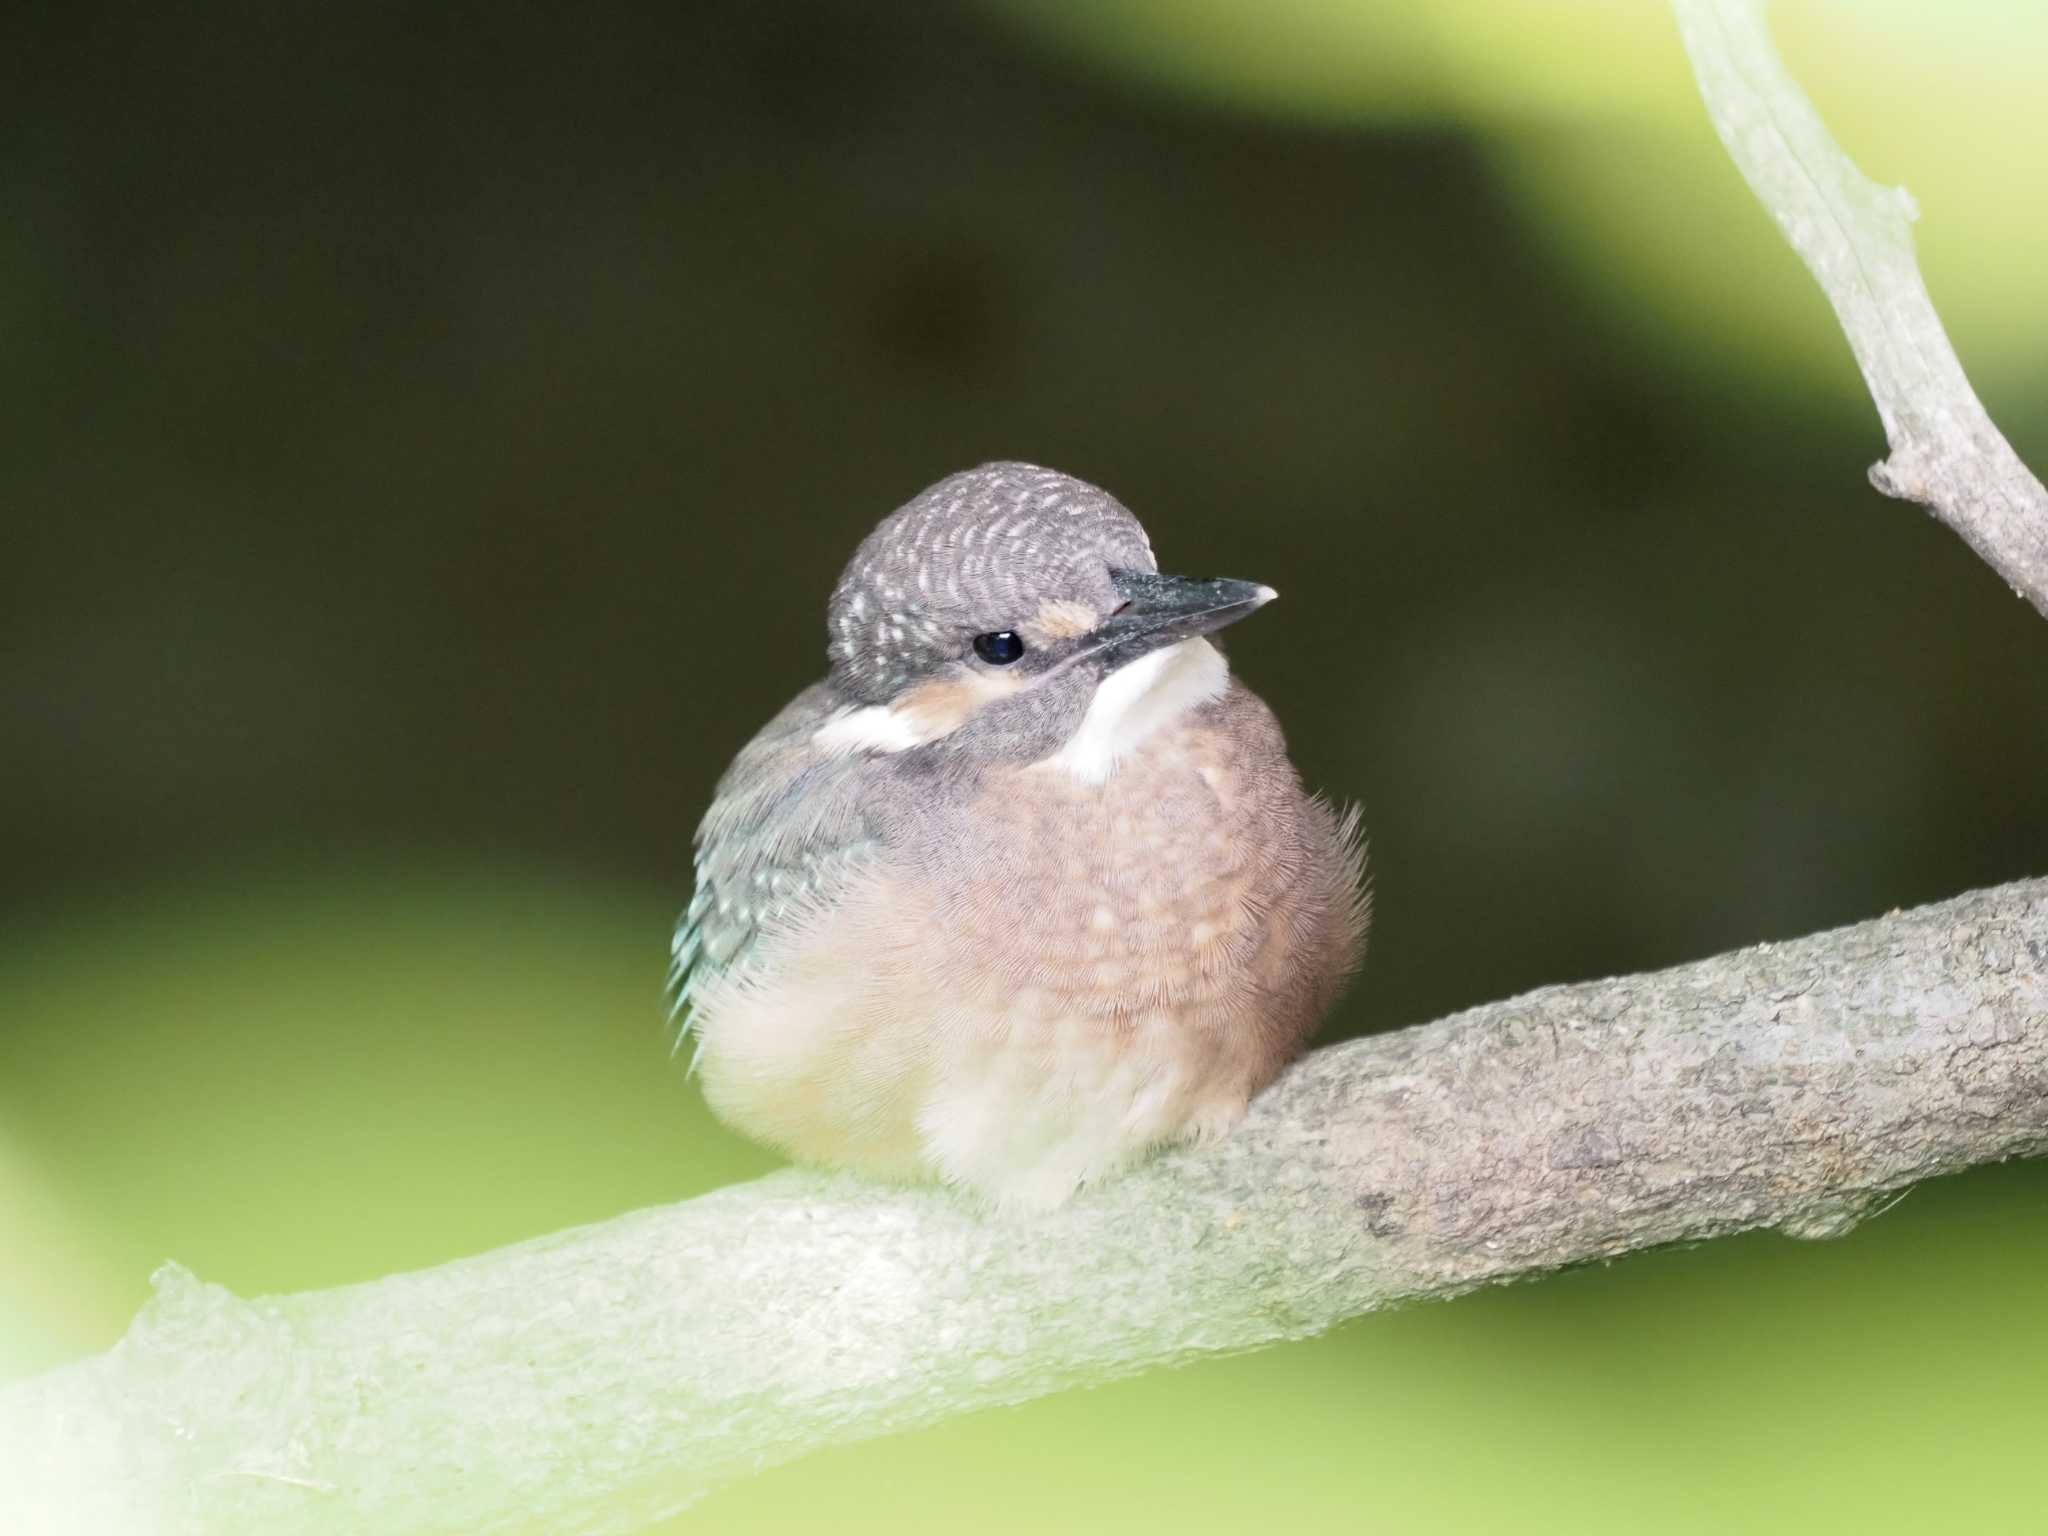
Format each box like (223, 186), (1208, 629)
(1671, 0), (2048, 617)
(5, 878), (2045, 1535)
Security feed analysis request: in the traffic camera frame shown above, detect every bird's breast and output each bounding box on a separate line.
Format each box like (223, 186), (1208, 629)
(928, 686), (1320, 1035)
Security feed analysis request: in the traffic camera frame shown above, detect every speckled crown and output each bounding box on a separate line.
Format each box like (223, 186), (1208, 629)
(826, 462), (1158, 702)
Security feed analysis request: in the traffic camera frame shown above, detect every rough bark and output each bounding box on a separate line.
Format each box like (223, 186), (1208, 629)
(5, 878), (2045, 1536)
(1673, 0), (2048, 617)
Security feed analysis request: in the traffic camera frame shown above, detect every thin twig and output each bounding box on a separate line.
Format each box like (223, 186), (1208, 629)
(1672, 0), (2048, 616)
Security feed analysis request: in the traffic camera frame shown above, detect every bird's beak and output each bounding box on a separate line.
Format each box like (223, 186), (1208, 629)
(1089, 569), (1277, 670)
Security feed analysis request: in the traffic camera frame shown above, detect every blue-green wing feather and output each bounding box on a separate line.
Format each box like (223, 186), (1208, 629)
(669, 682), (887, 1071)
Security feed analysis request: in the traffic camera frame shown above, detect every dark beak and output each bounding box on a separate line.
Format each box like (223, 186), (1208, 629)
(1091, 568), (1277, 670)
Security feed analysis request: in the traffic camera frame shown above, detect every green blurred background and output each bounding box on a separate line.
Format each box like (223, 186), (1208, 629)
(4, 1), (2046, 1529)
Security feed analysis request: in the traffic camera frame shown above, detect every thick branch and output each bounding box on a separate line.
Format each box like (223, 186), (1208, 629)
(1672, 0), (2048, 616)
(5, 878), (2045, 1535)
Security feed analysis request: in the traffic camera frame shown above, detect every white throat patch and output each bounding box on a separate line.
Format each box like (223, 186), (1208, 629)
(1039, 637), (1229, 784)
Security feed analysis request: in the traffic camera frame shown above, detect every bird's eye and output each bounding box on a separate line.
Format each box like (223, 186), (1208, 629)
(972, 631), (1026, 665)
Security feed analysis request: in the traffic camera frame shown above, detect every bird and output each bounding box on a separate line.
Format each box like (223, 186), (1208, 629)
(670, 462), (1368, 1208)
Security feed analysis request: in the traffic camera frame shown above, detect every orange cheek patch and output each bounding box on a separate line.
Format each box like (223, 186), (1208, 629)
(894, 669), (1026, 737)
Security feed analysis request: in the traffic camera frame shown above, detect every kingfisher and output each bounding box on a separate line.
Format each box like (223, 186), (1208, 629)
(671, 463), (1368, 1208)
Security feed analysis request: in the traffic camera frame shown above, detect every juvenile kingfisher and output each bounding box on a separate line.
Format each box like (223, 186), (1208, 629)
(671, 463), (1368, 1207)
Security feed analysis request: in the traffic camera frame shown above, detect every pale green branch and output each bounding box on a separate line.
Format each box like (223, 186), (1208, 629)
(5, 879), (2046, 1535)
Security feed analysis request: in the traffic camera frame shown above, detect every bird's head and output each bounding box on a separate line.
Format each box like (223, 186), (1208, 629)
(818, 462), (1274, 773)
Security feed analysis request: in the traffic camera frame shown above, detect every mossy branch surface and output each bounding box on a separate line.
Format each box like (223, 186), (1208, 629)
(5, 879), (2046, 1535)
